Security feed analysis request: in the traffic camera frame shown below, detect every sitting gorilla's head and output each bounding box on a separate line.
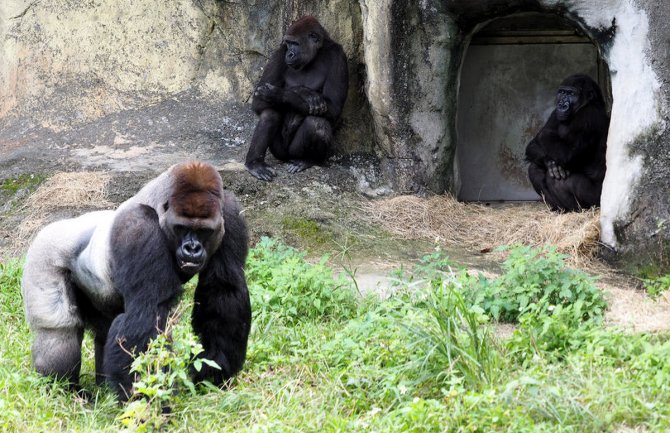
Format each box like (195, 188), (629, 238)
(282, 16), (329, 70)
(555, 74), (605, 122)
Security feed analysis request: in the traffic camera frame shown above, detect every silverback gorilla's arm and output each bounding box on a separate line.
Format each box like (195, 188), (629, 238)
(191, 192), (251, 383)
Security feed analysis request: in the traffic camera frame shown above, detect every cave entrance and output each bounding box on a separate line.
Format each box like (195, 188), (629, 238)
(456, 13), (610, 202)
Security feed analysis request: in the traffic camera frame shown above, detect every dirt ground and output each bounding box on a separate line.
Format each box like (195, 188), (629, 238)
(1, 91), (668, 333)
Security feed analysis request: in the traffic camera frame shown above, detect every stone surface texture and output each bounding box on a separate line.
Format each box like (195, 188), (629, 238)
(1, 0), (669, 264)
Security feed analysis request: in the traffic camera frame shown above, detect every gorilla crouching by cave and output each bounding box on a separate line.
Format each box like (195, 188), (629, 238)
(525, 74), (609, 212)
(22, 161), (251, 400)
(245, 16), (349, 181)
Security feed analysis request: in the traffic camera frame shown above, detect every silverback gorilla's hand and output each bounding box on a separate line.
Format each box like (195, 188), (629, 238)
(547, 160), (570, 180)
(246, 160), (276, 182)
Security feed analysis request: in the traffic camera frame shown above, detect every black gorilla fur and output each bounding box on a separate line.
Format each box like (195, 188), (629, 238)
(525, 74), (609, 211)
(22, 162), (251, 400)
(245, 15), (349, 181)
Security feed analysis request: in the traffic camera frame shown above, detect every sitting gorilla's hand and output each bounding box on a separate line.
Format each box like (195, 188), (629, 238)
(254, 82), (283, 102)
(293, 87), (328, 116)
(547, 160), (570, 180)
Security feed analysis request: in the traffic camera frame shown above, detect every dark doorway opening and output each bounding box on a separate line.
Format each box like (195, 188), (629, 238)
(456, 13), (610, 202)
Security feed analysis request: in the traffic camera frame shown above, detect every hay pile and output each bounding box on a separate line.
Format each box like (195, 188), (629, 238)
(365, 195), (601, 265)
(16, 171), (112, 246)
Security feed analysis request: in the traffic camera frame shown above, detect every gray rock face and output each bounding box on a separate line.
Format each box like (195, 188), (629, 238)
(0, 0), (372, 152)
(1, 0), (669, 265)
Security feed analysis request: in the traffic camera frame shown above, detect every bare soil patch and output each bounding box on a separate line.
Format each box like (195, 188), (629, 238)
(0, 93), (666, 334)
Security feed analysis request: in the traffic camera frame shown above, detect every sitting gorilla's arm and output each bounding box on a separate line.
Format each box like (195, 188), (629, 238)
(319, 47), (348, 122)
(251, 49), (286, 115)
(191, 191), (251, 383)
(254, 83), (327, 116)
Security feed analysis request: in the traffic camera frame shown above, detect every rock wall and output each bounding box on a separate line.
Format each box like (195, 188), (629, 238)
(2, 0), (670, 266)
(613, 0), (670, 266)
(0, 0), (371, 151)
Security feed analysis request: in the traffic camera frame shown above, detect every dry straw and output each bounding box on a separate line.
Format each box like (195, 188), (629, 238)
(16, 171), (112, 248)
(365, 195), (601, 267)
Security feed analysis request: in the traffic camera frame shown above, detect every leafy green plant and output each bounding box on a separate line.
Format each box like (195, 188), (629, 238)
(246, 237), (357, 325)
(386, 398), (448, 433)
(7, 240), (670, 432)
(506, 302), (600, 363)
(117, 305), (219, 432)
(413, 277), (501, 389)
(642, 274), (670, 300)
(467, 245), (606, 323)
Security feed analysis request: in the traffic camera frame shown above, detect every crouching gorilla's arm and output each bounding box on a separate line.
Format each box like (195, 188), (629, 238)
(106, 205), (183, 400)
(191, 191), (251, 383)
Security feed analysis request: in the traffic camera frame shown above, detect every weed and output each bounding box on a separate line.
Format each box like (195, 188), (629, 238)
(466, 245), (606, 322)
(247, 237), (358, 326)
(1, 174), (45, 195)
(117, 304), (219, 432)
(642, 274), (670, 300)
(412, 276), (501, 389)
(280, 216), (333, 246)
(4, 240), (670, 432)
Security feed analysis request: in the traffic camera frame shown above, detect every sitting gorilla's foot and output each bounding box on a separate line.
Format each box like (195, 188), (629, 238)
(287, 160), (314, 174)
(246, 161), (276, 181)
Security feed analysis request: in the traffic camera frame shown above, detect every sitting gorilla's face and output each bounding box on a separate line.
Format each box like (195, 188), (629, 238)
(555, 74), (604, 122)
(282, 19), (326, 70)
(556, 85), (580, 121)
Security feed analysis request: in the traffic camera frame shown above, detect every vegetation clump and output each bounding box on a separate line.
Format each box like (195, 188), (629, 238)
(2, 241), (670, 432)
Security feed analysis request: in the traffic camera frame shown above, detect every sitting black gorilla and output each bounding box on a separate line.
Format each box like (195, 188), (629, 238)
(244, 16), (349, 181)
(525, 74), (609, 211)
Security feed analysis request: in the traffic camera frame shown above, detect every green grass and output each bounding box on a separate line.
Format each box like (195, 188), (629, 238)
(2, 242), (670, 432)
(0, 174), (45, 195)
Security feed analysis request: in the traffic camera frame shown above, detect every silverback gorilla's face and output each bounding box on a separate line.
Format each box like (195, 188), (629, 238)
(172, 219), (224, 275)
(162, 165), (226, 275)
(164, 206), (224, 275)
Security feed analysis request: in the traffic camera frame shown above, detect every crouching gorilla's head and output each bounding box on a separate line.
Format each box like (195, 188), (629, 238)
(160, 162), (225, 276)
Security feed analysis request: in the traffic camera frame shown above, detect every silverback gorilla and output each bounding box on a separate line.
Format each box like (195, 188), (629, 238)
(22, 162), (251, 400)
(526, 74), (609, 211)
(245, 16), (349, 181)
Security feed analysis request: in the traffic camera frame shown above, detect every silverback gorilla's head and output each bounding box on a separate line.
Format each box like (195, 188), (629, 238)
(283, 16), (329, 70)
(555, 74), (604, 122)
(162, 162), (225, 275)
